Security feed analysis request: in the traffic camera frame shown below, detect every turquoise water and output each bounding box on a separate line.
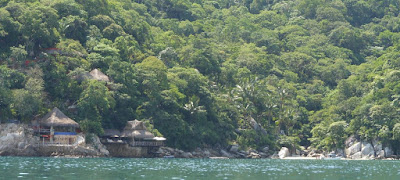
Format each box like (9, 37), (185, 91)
(1, 157), (400, 179)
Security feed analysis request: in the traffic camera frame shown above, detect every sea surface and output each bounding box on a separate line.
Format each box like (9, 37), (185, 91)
(1, 157), (400, 180)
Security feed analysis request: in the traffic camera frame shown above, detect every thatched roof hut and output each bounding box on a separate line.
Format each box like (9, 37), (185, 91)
(39, 107), (79, 127)
(122, 130), (155, 139)
(124, 120), (147, 130)
(122, 120), (155, 139)
(89, 69), (110, 82)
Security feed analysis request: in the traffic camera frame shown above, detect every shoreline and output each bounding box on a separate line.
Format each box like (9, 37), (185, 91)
(0, 154), (397, 160)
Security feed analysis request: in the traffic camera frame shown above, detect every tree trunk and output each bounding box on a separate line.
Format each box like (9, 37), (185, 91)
(370, 139), (376, 157)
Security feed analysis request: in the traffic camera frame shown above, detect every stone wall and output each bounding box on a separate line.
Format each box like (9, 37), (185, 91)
(104, 144), (149, 157)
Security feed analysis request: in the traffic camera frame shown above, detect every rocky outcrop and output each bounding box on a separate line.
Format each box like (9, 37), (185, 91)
(87, 134), (109, 156)
(278, 147), (290, 159)
(0, 123), (109, 157)
(344, 138), (394, 159)
(0, 123), (39, 156)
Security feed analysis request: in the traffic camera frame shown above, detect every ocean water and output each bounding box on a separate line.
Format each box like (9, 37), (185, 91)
(0, 157), (400, 179)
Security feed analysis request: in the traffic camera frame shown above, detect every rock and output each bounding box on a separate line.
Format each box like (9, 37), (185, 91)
(258, 152), (268, 158)
(377, 150), (385, 159)
(361, 143), (375, 157)
(73, 135), (85, 146)
(307, 150), (316, 157)
(345, 135), (357, 148)
(176, 149), (184, 154)
(295, 149), (301, 155)
(204, 150), (211, 157)
(230, 145), (239, 153)
(165, 147), (175, 152)
(248, 152), (261, 159)
(278, 147), (290, 159)
(88, 134), (109, 156)
(182, 152), (193, 158)
(262, 146), (269, 153)
(17, 142), (25, 149)
(220, 149), (233, 158)
(270, 152), (279, 159)
(374, 143), (382, 152)
(384, 147), (393, 157)
(156, 148), (165, 154)
(351, 152), (362, 159)
(346, 142), (361, 156)
(239, 150), (249, 155)
(336, 149), (345, 157)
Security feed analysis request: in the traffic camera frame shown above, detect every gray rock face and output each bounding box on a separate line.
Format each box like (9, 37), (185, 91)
(361, 143), (375, 157)
(278, 147), (290, 159)
(344, 140), (393, 159)
(346, 142), (361, 157)
(220, 149), (233, 158)
(384, 147), (393, 157)
(345, 135), (357, 148)
(230, 145), (239, 153)
(182, 152), (193, 158)
(270, 152), (279, 159)
(351, 152), (362, 159)
(378, 150), (385, 159)
(88, 134), (109, 156)
(262, 146), (269, 153)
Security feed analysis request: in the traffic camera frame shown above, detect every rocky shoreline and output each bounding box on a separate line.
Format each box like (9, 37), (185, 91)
(0, 123), (398, 160)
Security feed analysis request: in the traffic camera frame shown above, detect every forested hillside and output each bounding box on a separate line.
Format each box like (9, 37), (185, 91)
(1, 0), (400, 152)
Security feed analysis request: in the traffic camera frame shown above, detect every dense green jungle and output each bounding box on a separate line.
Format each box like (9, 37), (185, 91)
(1, 0), (400, 153)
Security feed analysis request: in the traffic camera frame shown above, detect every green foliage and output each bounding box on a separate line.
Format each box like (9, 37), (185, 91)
(3, 0), (400, 152)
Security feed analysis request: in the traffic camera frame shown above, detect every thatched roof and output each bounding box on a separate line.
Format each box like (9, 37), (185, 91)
(122, 129), (155, 139)
(39, 107), (79, 127)
(121, 120), (155, 139)
(124, 120), (147, 131)
(90, 69), (110, 82)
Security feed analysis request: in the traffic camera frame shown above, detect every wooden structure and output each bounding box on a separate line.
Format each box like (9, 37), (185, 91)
(100, 120), (165, 147)
(33, 107), (79, 145)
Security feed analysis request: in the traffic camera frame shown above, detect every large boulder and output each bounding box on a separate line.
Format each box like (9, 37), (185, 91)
(248, 152), (261, 159)
(384, 147), (393, 157)
(377, 150), (385, 159)
(374, 143), (382, 152)
(181, 152), (193, 158)
(229, 145), (239, 153)
(87, 134), (109, 156)
(270, 152), (279, 159)
(220, 149), (233, 158)
(262, 146), (269, 153)
(345, 135), (357, 148)
(346, 142), (361, 157)
(361, 143), (375, 157)
(278, 147), (290, 159)
(351, 152), (362, 159)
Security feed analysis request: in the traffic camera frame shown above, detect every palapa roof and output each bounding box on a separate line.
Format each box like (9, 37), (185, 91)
(124, 120), (147, 131)
(101, 120), (164, 140)
(89, 69), (110, 82)
(39, 107), (79, 127)
(122, 129), (155, 139)
(122, 120), (155, 139)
